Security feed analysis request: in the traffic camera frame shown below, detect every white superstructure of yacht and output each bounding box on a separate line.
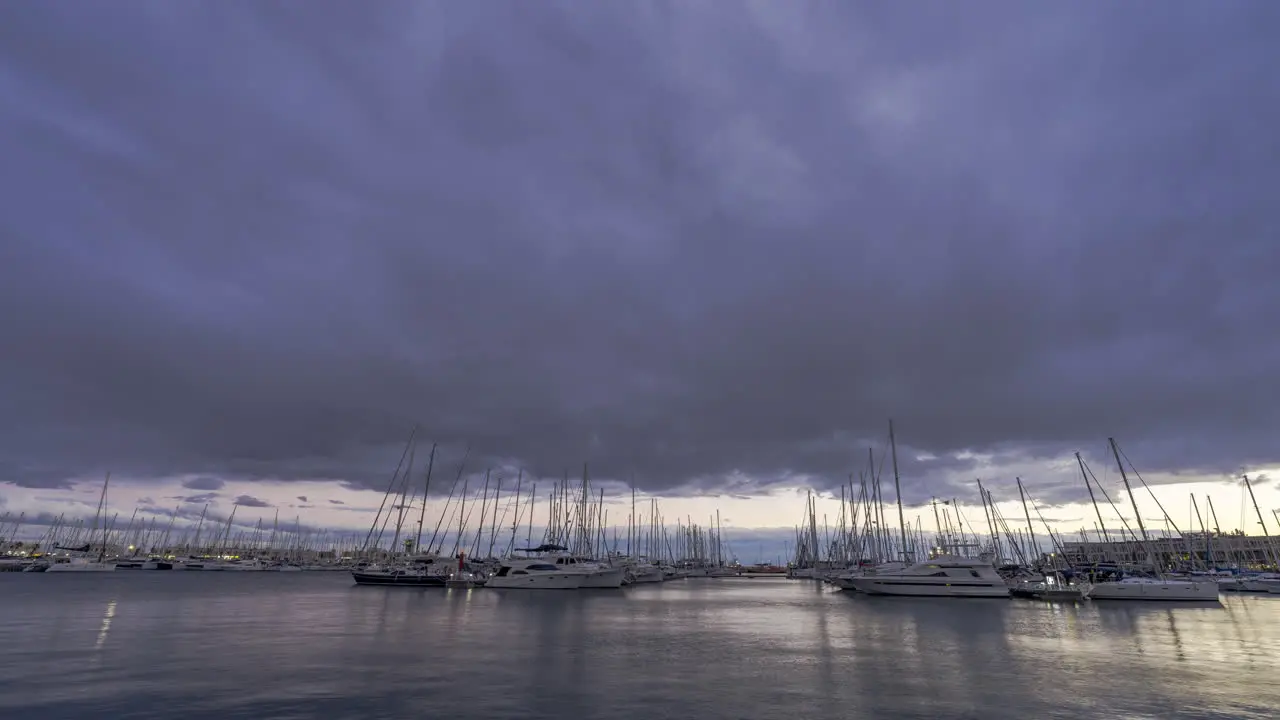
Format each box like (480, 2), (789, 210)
(549, 556), (624, 588)
(486, 558), (585, 589)
(848, 556), (1011, 598)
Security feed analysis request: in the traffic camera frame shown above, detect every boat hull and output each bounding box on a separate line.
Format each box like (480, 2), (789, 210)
(351, 571), (448, 587)
(830, 576), (860, 590)
(486, 573), (584, 589)
(626, 568), (665, 584)
(1239, 579), (1279, 593)
(580, 567), (625, 588)
(46, 562), (116, 573)
(849, 577), (1011, 598)
(1089, 581), (1219, 601)
(1033, 589), (1089, 601)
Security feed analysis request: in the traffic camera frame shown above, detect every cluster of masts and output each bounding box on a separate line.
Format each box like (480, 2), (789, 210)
(774, 427), (1278, 601)
(0, 472), (353, 568)
(790, 424), (1280, 581)
(355, 431), (736, 569)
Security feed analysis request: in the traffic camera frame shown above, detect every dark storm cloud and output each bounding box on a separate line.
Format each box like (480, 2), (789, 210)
(233, 495), (271, 508)
(172, 493), (219, 504)
(1, 3), (1279, 506)
(181, 477), (226, 491)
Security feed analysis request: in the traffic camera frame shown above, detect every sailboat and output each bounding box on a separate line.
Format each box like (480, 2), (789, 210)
(1085, 439), (1218, 602)
(351, 432), (452, 587)
(48, 473), (117, 573)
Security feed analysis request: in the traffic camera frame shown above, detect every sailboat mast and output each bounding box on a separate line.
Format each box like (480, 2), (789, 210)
(1108, 438), (1149, 543)
(1016, 478), (1038, 565)
(888, 420), (909, 562)
(508, 469), (524, 553)
(1076, 452), (1111, 543)
(1242, 474), (1279, 568)
(96, 473), (111, 562)
(976, 480), (994, 556)
(415, 443), (437, 551)
(526, 485), (536, 546)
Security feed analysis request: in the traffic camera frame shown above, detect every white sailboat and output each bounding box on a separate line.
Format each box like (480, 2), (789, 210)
(1088, 573), (1219, 601)
(1084, 439), (1219, 602)
(48, 472), (116, 573)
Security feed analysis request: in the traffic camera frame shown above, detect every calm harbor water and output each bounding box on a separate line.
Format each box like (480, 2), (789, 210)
(1, 574), (1276, 719)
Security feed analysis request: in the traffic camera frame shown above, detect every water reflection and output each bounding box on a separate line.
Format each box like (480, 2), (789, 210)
(1165, 610), (1185, 661)
(0, 575), (1277, 720)
(94, 599), (117, 650)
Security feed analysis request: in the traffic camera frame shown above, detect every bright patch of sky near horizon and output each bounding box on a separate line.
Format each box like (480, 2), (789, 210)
(6, 473), (1278, 551)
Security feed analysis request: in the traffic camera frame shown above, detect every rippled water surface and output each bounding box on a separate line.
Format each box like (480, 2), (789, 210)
(1, 574), (1276, 719)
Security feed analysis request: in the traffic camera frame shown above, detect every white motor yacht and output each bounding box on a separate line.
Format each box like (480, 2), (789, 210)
(486, 558), (585, 589)
(848, 556), (1010, 597)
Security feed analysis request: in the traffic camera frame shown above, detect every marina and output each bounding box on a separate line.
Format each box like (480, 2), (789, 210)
(4, 2), (1277, 719)
(6, 433), (1280, 605)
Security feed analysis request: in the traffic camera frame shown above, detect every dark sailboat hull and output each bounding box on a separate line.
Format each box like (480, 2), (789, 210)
(351, 571), (448, 587)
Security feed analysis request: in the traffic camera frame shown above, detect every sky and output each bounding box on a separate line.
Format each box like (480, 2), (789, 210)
(1, 2), (1279, 561)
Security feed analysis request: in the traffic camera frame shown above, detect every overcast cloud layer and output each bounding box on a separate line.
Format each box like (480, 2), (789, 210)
(1, 2), (1278, 504)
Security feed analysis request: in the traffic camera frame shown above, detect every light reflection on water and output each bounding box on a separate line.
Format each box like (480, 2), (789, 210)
(0, 574), (1276, 720)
